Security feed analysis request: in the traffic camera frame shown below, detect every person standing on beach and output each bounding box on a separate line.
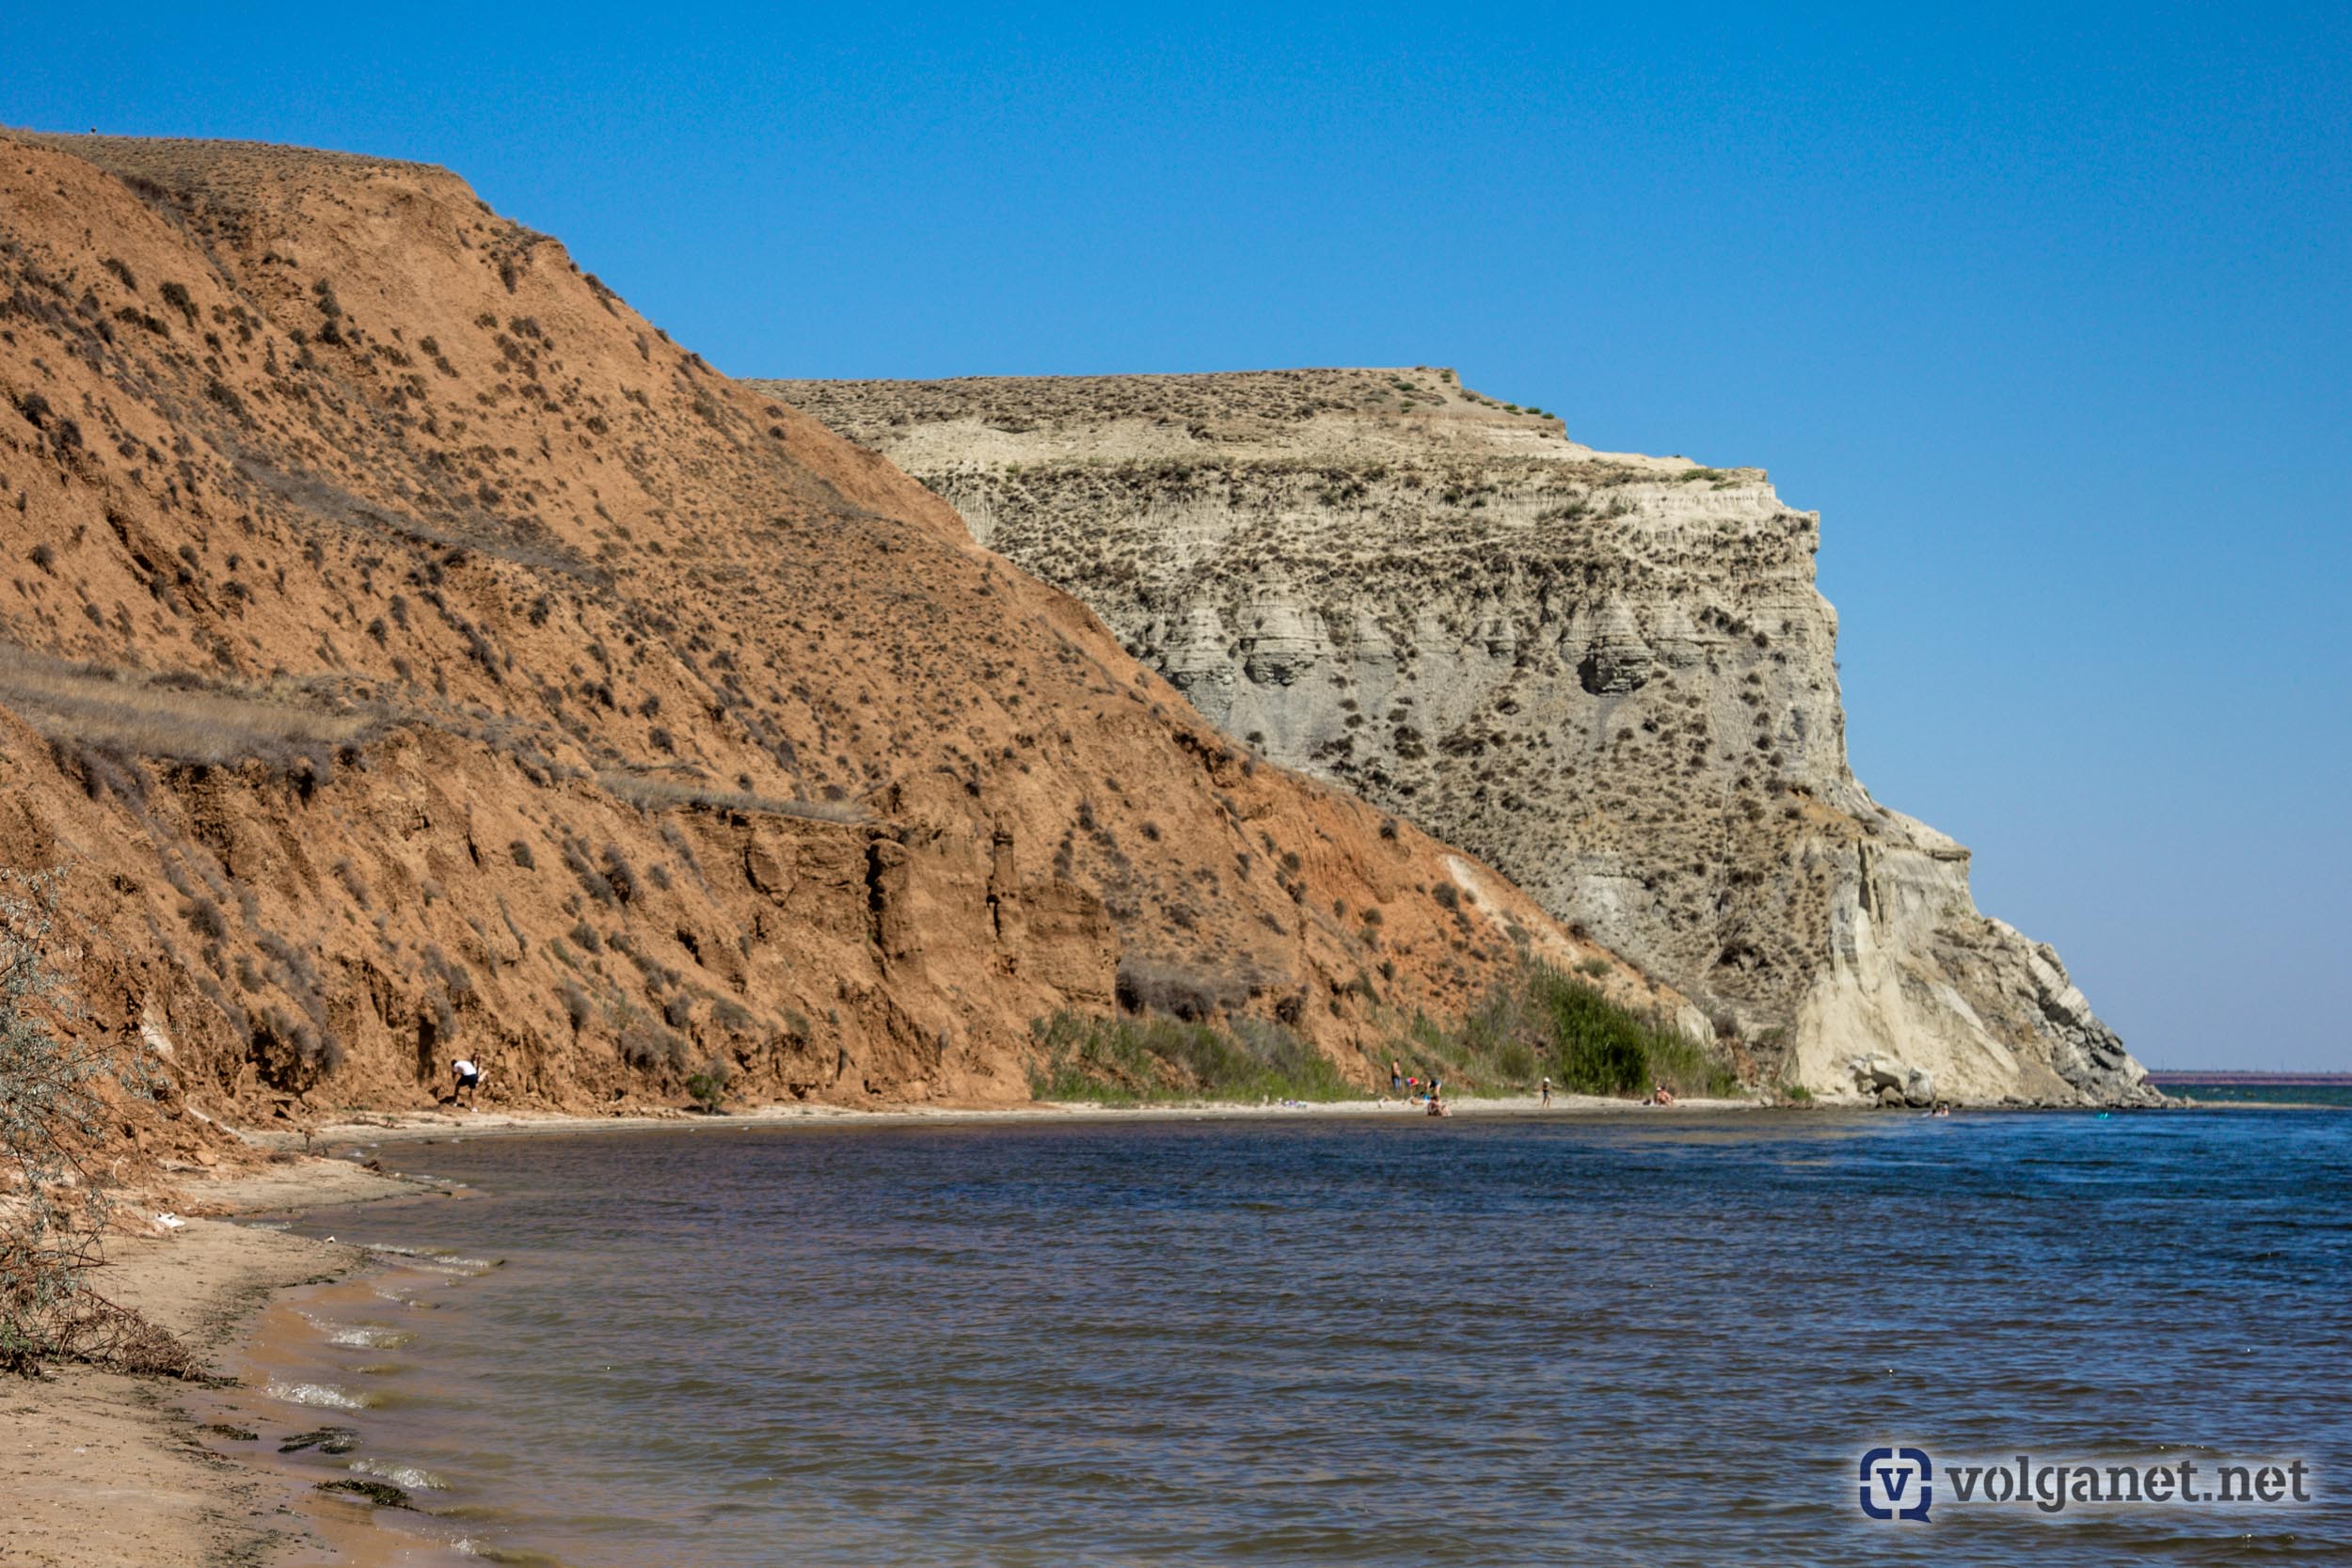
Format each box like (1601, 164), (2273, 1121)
(1391, 1058), (1404, 1094)
(452, 1056), (482, 1108)
(1540, 1076), (1551, 1108)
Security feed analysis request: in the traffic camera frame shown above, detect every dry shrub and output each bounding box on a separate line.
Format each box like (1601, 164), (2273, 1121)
(617, 1016), (688, 1074)
(1, 871), (197, 1377)
(1113, 957), (1252, 1022)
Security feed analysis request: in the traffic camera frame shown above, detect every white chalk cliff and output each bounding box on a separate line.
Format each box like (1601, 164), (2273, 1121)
(768, 369), (2156, 1105)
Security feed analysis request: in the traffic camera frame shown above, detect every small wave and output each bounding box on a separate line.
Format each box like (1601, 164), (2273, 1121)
(266, 1380), (375, 1411)
(367, 1243), (497, 1277)
(350, 1456), (447, 1491)
(299, 1311), (418, 1349)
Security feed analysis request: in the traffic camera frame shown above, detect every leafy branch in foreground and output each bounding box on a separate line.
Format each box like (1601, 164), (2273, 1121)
(0, 871), (195, 1377)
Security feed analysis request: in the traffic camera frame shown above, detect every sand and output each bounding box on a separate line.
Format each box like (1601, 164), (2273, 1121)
(263, 1089), (1759, 1150)
(0, 1160), (425, 1567)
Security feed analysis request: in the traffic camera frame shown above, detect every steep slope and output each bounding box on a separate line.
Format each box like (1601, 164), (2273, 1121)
(0, 138), (1667, 1141)
(767, 370), (2155, 1105)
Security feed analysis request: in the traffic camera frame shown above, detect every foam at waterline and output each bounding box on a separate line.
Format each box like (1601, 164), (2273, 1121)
(266, 1379), (377, 1411)
(299, 1310), (417, 1349)
(365, 1243), (498, 1275)
(350, 1456), (448, 1491)
(336, 1325), (418, 1348)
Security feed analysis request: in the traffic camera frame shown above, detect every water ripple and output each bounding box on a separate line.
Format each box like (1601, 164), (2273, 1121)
(287, 1111), (2352, 1566)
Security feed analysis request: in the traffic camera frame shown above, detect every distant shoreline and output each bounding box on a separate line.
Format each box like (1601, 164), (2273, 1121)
(260, 1092), (1761, 1149)
(2145, 1071), (2352, 1086)
(236, 1085), (2270, 1155)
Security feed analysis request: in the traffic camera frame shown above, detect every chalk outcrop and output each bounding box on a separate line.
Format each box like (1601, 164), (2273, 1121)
(769, 370), (2155, 1104)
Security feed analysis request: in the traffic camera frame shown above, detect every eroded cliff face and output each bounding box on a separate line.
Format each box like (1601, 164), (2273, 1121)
(0, 141), (1652, 1143)
(769, 370), (2153, 1105)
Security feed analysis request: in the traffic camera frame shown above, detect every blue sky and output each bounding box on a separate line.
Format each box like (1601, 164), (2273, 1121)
(13, 4), (2348, 1068)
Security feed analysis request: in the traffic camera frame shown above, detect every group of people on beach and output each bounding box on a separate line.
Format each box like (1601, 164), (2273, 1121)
(1389, 1059), (1451, 1115)
(1384, 1056), (1693, 1114)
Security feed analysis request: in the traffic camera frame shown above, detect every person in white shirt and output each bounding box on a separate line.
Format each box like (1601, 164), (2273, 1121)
(452, 1056), (482, 1108)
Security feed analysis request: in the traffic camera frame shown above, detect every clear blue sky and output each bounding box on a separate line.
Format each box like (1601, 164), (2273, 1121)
(14, 4), (2348, 1069)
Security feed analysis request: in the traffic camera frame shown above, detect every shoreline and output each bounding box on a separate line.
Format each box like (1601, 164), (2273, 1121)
(258, 1082), (2273, 1155)
(262, 1089), (1763, 1150)
(256, 1080), (2283, 1155)
(0, 1159), (437, 1567)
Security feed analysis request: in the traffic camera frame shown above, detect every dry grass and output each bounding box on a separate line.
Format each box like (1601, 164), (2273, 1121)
(596, 770), (866, 824)
(760, 367), (1518, 448)
(0, 645), (375, 768)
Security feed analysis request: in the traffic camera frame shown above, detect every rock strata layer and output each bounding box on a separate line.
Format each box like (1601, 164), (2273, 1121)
(769, 369), (2155, 1105)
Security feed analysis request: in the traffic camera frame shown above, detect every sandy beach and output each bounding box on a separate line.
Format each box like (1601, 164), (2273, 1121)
(0, 1161), (429, 1568)
(267, 1088), (1760, 1151)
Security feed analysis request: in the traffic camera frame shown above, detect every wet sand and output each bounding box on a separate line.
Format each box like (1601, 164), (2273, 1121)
(0, 1159), (437, 1567)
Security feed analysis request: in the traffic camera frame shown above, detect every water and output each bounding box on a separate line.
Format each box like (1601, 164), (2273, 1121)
(258, 1109), (2352, 1564)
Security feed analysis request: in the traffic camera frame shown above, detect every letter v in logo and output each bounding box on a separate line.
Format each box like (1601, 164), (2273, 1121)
(1857, 1447), (1935, 1522)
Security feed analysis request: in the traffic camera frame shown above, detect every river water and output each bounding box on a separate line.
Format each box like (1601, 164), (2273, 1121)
(243, 1108), (2350, 1564)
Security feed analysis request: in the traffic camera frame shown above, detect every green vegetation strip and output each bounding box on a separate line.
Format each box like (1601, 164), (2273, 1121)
(1031, 962), (1739, 1104)
(1029, 1012), (1357, 1105)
